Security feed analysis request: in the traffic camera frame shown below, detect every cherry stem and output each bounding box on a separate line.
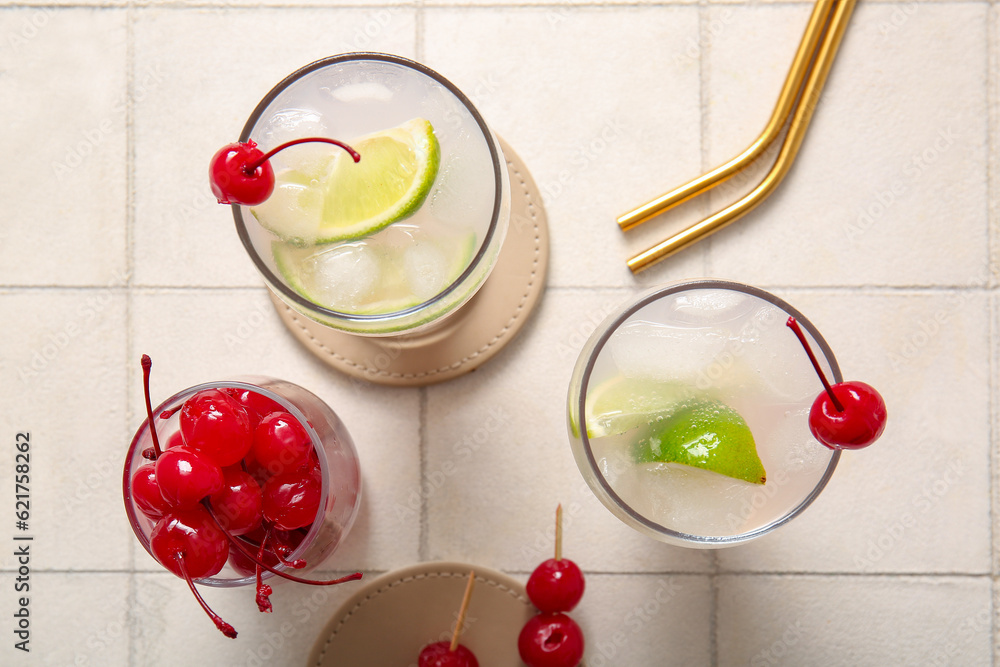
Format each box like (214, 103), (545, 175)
(245, 138), (361, 174)
(174, 553), (237, 638)
(555, 504), (563, 562)
(255, 534), (273, 613)
(140, 355), (163, 459)
(450, 570), (476, 652)
(204, 503), (363, 587)
(266, 526), (306, 569)
(786, 317), (844, 412)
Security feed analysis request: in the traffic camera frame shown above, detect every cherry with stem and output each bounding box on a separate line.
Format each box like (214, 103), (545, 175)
(418, 571), (479, 667)
(210, 137), (361, 207)
(175, 553), (238, 639)
(786, 317), (887, 450)
(141, 355), (164, 460)
(203, 501), (363, 588)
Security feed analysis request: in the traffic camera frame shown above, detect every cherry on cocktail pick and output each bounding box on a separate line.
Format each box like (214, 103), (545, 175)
(526, 505), (584, 613)
(209, 137), (361, 206)
(786, 317), (887, 450)
(418, 570), (479, 667)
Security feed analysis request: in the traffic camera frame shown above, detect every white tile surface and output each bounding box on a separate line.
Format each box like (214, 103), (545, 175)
(0, 291), (130, 572)
(703, 3), (989, 287)
(717, 575), (992, 666)
(0, 9), (128, 287)
(0, 2), (995, 665)
(424, 6), (709, 289)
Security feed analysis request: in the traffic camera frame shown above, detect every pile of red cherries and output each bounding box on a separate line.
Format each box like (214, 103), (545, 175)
(127, 355), (361, 638)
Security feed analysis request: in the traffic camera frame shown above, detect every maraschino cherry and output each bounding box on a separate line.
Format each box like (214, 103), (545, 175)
(150, 507), (236, 638)
(526, 505), (585, 614)
(518, 613), (584, 667)
(418, 570), (479, 667)
(210, 137), (360, 206)
(786, 317), (887, 449)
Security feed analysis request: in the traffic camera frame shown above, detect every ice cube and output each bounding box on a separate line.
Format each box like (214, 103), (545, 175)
(764, 408), (832, 476)
(259, 108), (333, 174)
(305, 243), (379, 311)
(629, 463), (763, 536)
(609, 319), (728, 385)
(734, 304), (830, 402)
(667, 289), (757, 326)
(403, 241), (450, 301)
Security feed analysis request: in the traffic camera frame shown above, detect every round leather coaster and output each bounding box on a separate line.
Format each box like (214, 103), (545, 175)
(307, 562), (534, 667)
(270, 139), (549, 386)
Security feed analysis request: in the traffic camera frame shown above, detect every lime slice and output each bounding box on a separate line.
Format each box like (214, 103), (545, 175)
(252, 118), (440, 245)
(321, 118), (439, 242)
(584, 376), (693, 439)
(632, 400), (766, 485)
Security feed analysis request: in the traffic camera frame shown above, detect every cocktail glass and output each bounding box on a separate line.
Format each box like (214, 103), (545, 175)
(568, 280), (841, 548)
(228, 53), (548, 385)
(123, 376), (361, 584)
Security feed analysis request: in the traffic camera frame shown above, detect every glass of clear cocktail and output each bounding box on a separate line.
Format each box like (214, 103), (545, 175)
(234, 53), (509, 334)
(568, 280), (841, 547)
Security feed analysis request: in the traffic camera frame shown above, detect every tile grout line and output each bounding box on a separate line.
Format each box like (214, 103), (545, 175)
(415, 0), (425, 62)
(124, 1), (137, 666)
(987, 6), (996, 663)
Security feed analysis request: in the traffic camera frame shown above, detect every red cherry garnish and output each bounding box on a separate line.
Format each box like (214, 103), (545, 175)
(517, 613), (584, 667)
(209, 140), (274, 206)
(418, 643), (479, 667)
(418, 570), (479, 667)
(209, 137), (360, 206)
(209, 468), (262, 536)
(180, 389), (253, 468)
(150, 507), (236, 638)
(154, 447), (224, 508)
(261, 469), (321, 530)
(131, 463), (171, 520)
(252, 411), (313, 476)
(786, 317), (888, 450)
(223, 387), (283, 429)
(527, 559), (585, 614)
(527, 505), (585, 613)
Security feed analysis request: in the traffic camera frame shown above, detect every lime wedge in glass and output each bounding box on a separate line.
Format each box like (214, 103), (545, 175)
(584, 376), (693, 439)
(252, 118), (440, 245)
(632, 400), (766, 485)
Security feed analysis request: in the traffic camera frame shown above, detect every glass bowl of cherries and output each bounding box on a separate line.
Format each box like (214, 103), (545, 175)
(123, 356), (363, 637)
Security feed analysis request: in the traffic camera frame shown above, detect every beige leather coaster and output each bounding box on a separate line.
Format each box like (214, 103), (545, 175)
(270, 139), (549, 386)
(307, 562), (533, 667)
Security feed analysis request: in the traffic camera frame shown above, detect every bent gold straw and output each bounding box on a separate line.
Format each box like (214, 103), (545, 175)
(627, 0), (857, 273)
(618, 0), (837, 232)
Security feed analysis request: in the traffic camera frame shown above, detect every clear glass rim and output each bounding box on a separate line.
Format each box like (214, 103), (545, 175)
(122, 378), (331, 587)
(575, 279), (843, 546)
(232, 51), (506, 327)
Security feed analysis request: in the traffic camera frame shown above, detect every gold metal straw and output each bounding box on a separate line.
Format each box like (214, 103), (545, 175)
(618, 0), (837, 232)
(625, 0), (857, 273)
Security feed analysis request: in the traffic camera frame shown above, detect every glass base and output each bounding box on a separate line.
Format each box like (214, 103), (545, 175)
(269, 138), (549, 386)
